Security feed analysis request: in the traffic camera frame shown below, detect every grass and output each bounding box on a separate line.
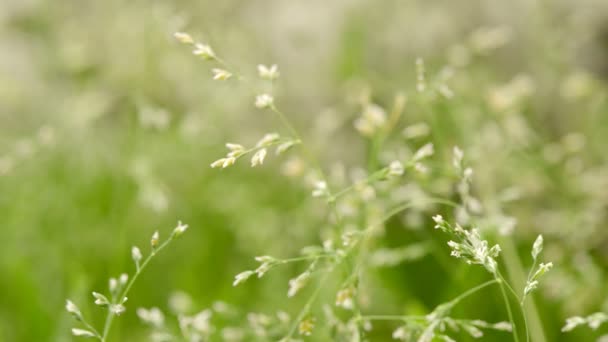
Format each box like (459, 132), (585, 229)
(2, 0), (608, 341)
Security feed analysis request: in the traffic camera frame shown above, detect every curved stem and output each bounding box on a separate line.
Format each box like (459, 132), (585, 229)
(269, 105), (344, 226)
(282, 270), (332, 340)
(499, 236), (542, 342)
(329, 169), (387, 201)
(382, 198), (459, 222)
(362, 315), (426, 322)
(449, 279), (499, 306)
(81, 320), (102, 340)
(497, 277), (520, 342)
(100, 235), (176, 341)
(360, 279), (498, 323)
(278, 254), (333, 265)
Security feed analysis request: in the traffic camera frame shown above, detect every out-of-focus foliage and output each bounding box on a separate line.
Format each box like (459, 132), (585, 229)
(1, 0), (608, 341)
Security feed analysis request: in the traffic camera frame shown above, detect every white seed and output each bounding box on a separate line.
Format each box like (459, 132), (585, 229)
(251, 148), (267, 167)
(173, 221), (189, 236)
(388, 160), (404, 177)
(532, 234), (543, 260)
(92, 292), (109, 306)
(212, 68), (232, 81)
(71, 328), (96, 337)
(257, 64), (280, 80)
(255, 94), (274, 109)
(174, 32), (194, 44)
(193, 43), (215, 60)
(132, 246), (142, 263)
(233, 271), (254, 286)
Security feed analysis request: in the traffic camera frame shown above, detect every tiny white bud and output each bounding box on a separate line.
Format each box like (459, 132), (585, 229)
(413, 143), (434, 161)
(453, 146), (464, 169)
(71, 328), (96, 337)
(402, 122), (430, 139)
(275, 141), (297, 155)
(212, 157), (237, 168)
(492, 322), (513, 332)
(414, 162), (428, 174)
(251, 148), (267, 167)
(151, 231), (160, 248)
(255, 262), (271, 278)
(562, 316), (586, 332)
(257, 64), (280, 80)
(212, 68), (232, 81)
(109, 278), (118, 293)
(132, 246), (142, 264)
(256, 133), (280, 147)
(255, 94), (274, 109)
(226, 143), (244, 152)
(388, 160), (404, 177)
(312, 181), (328, 198)
(532, 234), (543, 260)
(210, 158), (226, 168)
(463, 167), (474, 179)
(173, 221), (189, 236)
(222, 157), (236, 168)
(524, 280), (538, 295)
(92, 292), (110, 306)
(173, 32), (194, 44)
(432, 215), (444, 224)
(66, 300), (82, 319)
(110, 304), (126, 315)
(193, 43), (215, 60)
(335, 288), (355, 310)
(233, 271), (254, 286)
(392, 326), (407, 340)
(288, 272), (310, 297)
(535, 262), (553, 277)
(298, 317), (315, 336)
(119, 273), (128, 285)
(489, 244), (502, 257)
(137, 307), (165, 328)
(255, 255), (275, 263)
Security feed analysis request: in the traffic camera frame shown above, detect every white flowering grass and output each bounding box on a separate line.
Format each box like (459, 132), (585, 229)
(175, 38), (556, 340)
(66, 221), (188, 341)
(54, 24), (601, 342)
(2, 2), (606, 341)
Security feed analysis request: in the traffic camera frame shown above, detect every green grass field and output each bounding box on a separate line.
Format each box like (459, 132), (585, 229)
(1, 0), (608, 341)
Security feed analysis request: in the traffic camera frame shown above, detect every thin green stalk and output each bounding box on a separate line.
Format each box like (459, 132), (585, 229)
(360, 279), (498, 322)
(500, 236), (546, 342)
(81, 321), (102, 340)
(269, 105), (344, 226)
(283, 270), (332, 340)
(100, 235), (176, 342)
(362, 315), (426, 322)
(382, 198), (459, 221)
(449, 279), (498, 305)
(497, 277), (520, 342)
(329, 169), (387, 201)
(278, 255), (333, 264)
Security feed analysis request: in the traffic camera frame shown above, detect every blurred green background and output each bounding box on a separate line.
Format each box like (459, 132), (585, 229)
(1, 0), (608, 341)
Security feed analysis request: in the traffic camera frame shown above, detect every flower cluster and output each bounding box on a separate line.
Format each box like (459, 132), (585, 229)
(433, 215), (501, 274)
(562, 312), (608, 332)
(522, 234), (553, 302)
(210, 133), (300, 169)
(354, 103), (387, 137)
